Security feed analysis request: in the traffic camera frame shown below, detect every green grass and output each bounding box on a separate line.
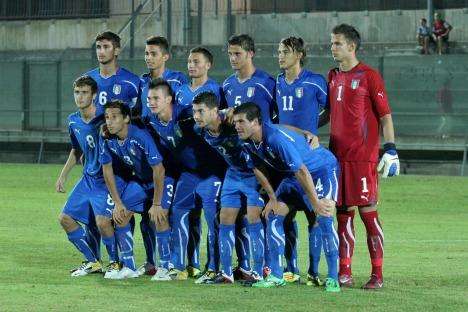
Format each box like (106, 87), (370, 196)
(0, 163), (467, 311)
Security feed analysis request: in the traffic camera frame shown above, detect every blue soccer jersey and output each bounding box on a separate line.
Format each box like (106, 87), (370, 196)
(86, 67), (140, 116)
(146, 105), (226, 177)
(276, 70), (328, 135)
(243, 123), (336, 175)
(176, 78), (222, 108)
(140, 69), (189, 118)
(67, 111), (104, 177)
(222, 69), (276, 122)
(100, 124), (163, 184)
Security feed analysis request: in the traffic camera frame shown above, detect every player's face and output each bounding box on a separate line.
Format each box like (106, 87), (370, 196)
(192, 103), (217, 128)
(105, 108), (129, 135)
(330, 34), (354, 62)
(228, 45), (252, 71)
(278, 43), (301, 70)
(73, 85), (95, 109)
(233, 113), (256, 140)
(187, 52), (211, 78)
(147, 88), (171, 115)
(96, 39), (119, 65)
(145, 45), (168, 70)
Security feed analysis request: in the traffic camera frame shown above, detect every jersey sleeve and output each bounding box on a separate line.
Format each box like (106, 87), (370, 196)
(367, 70), (392, 117)
(68, 125), (80, 151)
(269, 132), (303, 173)
(325, 69), (338, 110)
(315, 75), (328, 109)
(141, 134), (163, 167)
(99, 138), (112, 165)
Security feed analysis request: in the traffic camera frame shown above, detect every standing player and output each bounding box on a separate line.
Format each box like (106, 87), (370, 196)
(146, 78), (226, 282)
(276, 36), (328, 285)
(222, 34), (276, 278)
(100, 100), (167, 279)
(192, 92), (265, 284)
(86, 31), (140, 117)
(140, 36), (189, 118)
(232, 103), (340, 292)
(326, 24), (399, 289)
(56, 76), (107, 276)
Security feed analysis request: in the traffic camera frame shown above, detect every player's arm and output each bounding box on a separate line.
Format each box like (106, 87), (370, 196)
(294, 164), (334, 217)
(253, 167), (279, 219)
(318, 107), (330, 127)
(282, 124), (319, 149)
(149, 163), (167, 226)
(55, 148), (80, 193)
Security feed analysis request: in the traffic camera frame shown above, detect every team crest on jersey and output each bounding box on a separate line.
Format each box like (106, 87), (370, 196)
(351, 79), (360, 90)
(247, 87), (255, 98)
(113, 84), (121, 95)
(295, 87), (304, 98)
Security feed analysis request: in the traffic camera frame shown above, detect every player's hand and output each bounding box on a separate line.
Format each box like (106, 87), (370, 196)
(221, 108), (234, 124)
(305, 132), (319, 149)
(100, 124), (111, 139)
(149, 204), (167, 225)
(262, 198), (279, 219)
(113, 201), (129, 225)
(55, 176), (66, 193)
(378, 143), (400, 178)
(314, 198), (335, 217)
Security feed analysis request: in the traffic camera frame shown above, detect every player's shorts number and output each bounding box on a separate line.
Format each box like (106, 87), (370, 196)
(214, 181), (222, 203)
(282, 96), (294, 111)
(86, 135), (95, 148)
(315, 178), (323, 192)
(99, 91), (107, 105)
(361, 177), (369, 193)
(106, 194), (114, 206)
(166, 184), (174, 198)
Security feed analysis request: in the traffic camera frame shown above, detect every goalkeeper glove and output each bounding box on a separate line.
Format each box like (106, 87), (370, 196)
(377, 142), (400, 178)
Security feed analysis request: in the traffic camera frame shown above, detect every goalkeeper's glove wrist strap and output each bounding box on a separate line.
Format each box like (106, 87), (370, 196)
(383, 142), (396, 152)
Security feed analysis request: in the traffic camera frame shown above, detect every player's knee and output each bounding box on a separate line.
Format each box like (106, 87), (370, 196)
(95, 216), (113, 236)
(58, 213), (75, 231)
(358, 205), (376, 214)
(246, 206), (262, 224)
(219, 208), (237, 225)
(276, 202), (289, 216)
(155, 219), (170, 232)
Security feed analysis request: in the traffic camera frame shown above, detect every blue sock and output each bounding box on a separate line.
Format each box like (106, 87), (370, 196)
(317, 216), (339, 280)
(85, 223), (101, 261)
(155, 229), (171, 269)
(263, 218), (271, 269)
(101, 234), (118, 263)
(115, 224), (136, 271)
(284, 219), (299, 273)
(187, 210), (201, 269)
(170, 209), (190, 271)
(248, 221), (265, 275)
(219, 224), (235, 276)
(308, 225), (322, 276)
(140, 214), (156, 265)
(67, 227), (97, 262)
(267, 215), (285, 279)
(235, 216), (251, 271)
(204, 203), (219, 272)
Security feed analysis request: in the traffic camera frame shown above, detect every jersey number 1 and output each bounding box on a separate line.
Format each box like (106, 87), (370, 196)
(336, 85), (343, 101)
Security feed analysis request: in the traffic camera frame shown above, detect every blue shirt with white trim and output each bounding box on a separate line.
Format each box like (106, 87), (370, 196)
(176, 78), (222, 108)
(276, 69), (328, 135)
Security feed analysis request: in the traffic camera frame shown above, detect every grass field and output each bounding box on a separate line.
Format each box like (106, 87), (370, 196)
(0, 163), (467, 311)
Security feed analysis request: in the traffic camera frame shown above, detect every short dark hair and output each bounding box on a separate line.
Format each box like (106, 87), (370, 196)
(233, 102), (262, 123)
(148, 78), (174, 99)
(95, 31), (121, 48)
(228, 34), (255, 53)
(280, 36), (307, 66)
(193, 91), (218, 109)
(421, 18), (427, 23)
(104, 99), (130, 118)
(190, 46), (214, 65)
(73, 75), (97, 94)
(332, 24), (361, 51)
(146, 36), (170, 55)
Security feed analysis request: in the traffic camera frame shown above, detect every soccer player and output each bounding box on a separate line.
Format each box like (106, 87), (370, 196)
(56, 75), (108, 277)
(86, 31), (140, 116)
(326, 24), (399, 289)
(276, 36), (328, 285)
(146, 78), (226, 282)
(192, 92), (265, 284)
(140, 36), (189, 118)
(222, 34), (276, 278)
(100, 100), (167, 279)
(232, 103), (340, 292)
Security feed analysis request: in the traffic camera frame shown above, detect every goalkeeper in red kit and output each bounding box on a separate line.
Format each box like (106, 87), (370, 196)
(321, 24), (400, 290)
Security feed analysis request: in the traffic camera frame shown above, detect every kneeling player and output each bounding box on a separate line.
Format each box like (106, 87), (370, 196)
(100, 100), (168, 279)
(233, 103), (340, 292)
(192, 92), (265, 284)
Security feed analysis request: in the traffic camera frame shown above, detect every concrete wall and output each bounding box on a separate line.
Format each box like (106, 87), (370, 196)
(0, 8), (467, 51)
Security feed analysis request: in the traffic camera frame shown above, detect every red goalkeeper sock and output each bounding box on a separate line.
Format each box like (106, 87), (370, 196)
(360, 210), (384, 280)
(337, 210), (355, 276)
